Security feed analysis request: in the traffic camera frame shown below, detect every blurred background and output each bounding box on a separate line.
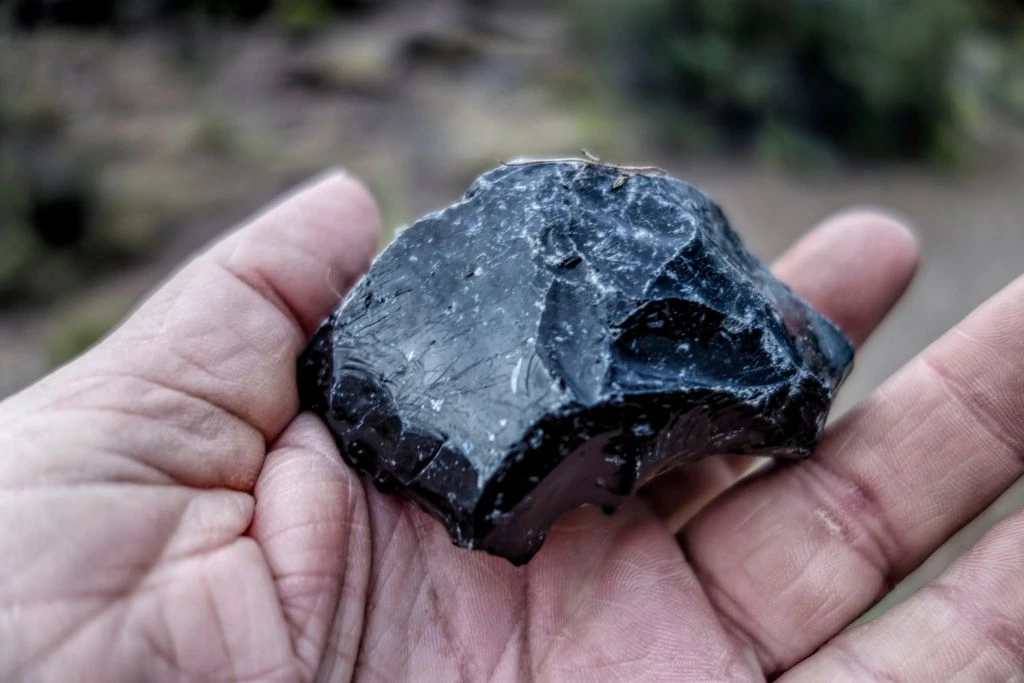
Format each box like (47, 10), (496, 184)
(1, 0), (1022, 621)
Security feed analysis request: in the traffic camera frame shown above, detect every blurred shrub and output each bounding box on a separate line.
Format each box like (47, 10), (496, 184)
(3, 0), (391, 28)
(46, 296), (132, 365)
(994, 36), (1024, 119)
(6, 0), (122, 27)
(571, 0), (988, 164)
(0, 91), (170, 305)
(978, 0), (1024, 32)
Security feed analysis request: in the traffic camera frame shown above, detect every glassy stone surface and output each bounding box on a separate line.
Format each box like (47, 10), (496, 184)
(298, 160), (854, 564)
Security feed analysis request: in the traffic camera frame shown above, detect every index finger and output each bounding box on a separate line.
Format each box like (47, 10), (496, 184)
(641, 210), (920, 527)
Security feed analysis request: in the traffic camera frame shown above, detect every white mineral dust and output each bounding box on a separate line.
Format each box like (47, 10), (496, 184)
(510, 356), (523, 394)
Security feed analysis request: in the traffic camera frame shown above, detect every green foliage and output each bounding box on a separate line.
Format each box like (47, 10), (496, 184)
(977, 0), (1024, 33)
(0, 90), (170, 305)
(189, 109), (248, 157)
(164, 0), (272, 21)
(571, 0), (988, 163)
(3, 0), (390, 28)
(46, 297), (132, 365)
(994, 36), (1024, 119)
(274, 0), (332, 32)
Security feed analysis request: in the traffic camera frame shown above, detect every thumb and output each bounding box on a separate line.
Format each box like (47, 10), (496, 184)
(4, 171), (379, 492)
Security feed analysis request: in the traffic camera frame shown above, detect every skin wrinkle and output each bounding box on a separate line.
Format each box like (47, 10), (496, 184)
(216, 256), (308, 346)
(518, 569), (532, 681)
(1, 437), (173, 491)
(485, 599), (523, 683)
(54, 405), (209, 464)
(287, 601), (329, 682)
(9, 493), (205, 675)
(69, 368), (246, 443)
(228, 226), (350, 334)
(156, 324), (292, 437)
(0, 436), (174, 489)
(139, 598), (186, 682)
(7, 488), (250, 580)
(785, 516), (1024, 683)
(826, 637), (904, 683)
(0, 367), (116, 415)
(141, 264), (298, 438)
(920, 353), (1024, 462)
(164, 492), (255, 562)
(212, 542), (296, 682)
(334, 487), (372, 683)
(9, 492), (181, 592)
(9, 597), (122, 679)
(32, 609), (127, 682)
(251, 511), (333, 677)
(200, 568), (237, 682)
(394, 572), (434, 681)
(101, 370), (266, 490)
(353, 501), (424, 681)
(4, 485), (250, 678)
(533, 511), (703, 680)
(532, 549), (600, 673)
(352, 502), (407, 662)
(413, 514), (473, 683)
(687, 559), (776, 676)
(791, 458), (899, 584)
(260, 545), (340, 669)
(984, 617), (1024, 674)
(0, 411), (205, 490)
(310, 476), (371, 683)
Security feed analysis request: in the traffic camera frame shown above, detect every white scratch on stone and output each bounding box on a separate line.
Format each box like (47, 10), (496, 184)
(510, 357), (523, 394)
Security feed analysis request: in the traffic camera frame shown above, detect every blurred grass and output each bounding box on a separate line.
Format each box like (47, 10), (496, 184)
(0, 83), (172, 304)
(45, 294), (134, 365)
(2, 0), (389, 29)
(995, 36), (1024, 120)
(567, 0), (1021, 167)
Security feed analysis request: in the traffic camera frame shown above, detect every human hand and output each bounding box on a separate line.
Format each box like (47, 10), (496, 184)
(0, 171), (1020, 681)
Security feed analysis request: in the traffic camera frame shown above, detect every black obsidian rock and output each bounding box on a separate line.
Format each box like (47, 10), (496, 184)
(298, 160), (853, 564)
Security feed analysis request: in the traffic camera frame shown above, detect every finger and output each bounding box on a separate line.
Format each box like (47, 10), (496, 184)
(4, 172), (379, 492)
(250, 413), (371, 681)
(769, 208), (920, 344)
(682, 275), (1024, 676)
(640, 210), (920, 528)
(782, 507), (1024, 682)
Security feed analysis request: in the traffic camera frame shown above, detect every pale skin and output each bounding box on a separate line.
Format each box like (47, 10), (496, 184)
(0, 171), (1022, 682)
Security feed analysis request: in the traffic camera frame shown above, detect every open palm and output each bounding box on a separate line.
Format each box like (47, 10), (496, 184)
(1, 173), (1021, 682)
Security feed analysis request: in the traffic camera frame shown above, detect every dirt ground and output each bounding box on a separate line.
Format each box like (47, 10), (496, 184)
(1, 0), (1021, 619)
